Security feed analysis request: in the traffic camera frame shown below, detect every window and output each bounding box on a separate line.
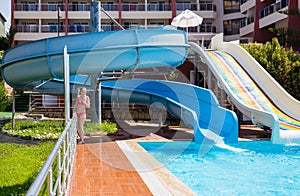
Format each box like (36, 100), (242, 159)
(223, 19), (241, 35)
(124, 22), (139, 29)
(224, 0), (240, 14)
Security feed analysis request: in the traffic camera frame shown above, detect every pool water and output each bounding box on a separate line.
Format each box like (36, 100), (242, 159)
(139, 141), (300, 195)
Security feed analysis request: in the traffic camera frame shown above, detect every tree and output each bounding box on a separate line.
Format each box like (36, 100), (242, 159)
(0, 48), (12, 111)
(0, 26), (16, 50)
(242, 38), (300, 100)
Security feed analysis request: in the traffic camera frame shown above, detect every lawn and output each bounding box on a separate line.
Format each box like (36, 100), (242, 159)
(0, 112), (21, 119)
(0, 142), (54, 195)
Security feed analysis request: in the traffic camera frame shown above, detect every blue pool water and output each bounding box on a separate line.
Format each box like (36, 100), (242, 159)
(139, 141), (300, 195)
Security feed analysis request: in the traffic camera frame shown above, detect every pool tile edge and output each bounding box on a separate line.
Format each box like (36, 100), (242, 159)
(116, 140), (197, 196)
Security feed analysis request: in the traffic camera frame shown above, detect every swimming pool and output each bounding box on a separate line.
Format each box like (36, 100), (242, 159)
(139, 141), (300, 195)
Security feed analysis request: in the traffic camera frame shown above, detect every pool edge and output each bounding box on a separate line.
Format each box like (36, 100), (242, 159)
(116, 140), (197, 196)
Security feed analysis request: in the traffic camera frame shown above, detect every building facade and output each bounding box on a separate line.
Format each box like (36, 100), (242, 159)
(11, 0), (297, 47)
(10, 0), (245, 47)
(240, 0), (299, 49)
(0, 12), (7, 37)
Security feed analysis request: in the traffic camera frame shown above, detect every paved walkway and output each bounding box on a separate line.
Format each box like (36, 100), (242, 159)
(69, 141), (154, 196)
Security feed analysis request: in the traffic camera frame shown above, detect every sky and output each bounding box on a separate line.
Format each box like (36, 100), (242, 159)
(0, 0), (11, 32)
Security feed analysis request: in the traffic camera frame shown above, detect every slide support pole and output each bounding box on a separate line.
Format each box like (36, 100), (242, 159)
(12, 89), (15, 129)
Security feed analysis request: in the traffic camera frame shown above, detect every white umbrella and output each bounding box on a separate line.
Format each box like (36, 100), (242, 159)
(171, 9), (203, 36)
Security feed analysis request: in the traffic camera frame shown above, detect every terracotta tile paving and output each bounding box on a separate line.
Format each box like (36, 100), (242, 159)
(69, 141), (153, 196)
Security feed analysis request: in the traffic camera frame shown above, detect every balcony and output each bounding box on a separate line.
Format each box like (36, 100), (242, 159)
(15, 3), (39, 11)
(42, 25), (65, 33)
(68, 4), (90, 11)
(15, 24), (39, 32)
(147, 3), (171, 11)
(102, 4), (119, 11)
(240, 0), (255, 13)
(176, 2), (216, 11)
(15, 3), (90, 12)
(178, 25), (216, 33)
(15, 3), (65, 11)
(240, 18), (254, 37)
(259, 0), (288, 19)
(259, 0), (288, 28)
(14, 2), (217, 12)
(240, 15), (254, 28)
(69, 24), (90, 33)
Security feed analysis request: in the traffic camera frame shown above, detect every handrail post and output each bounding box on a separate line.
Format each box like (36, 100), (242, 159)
(64, 45), (70, 124)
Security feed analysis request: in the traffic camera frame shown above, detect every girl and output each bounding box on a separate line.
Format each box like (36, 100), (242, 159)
(75, 87), (90, 144)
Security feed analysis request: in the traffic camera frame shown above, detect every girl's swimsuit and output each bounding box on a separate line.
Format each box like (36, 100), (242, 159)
(76, 98), (86, 117)
(77, 98), (85, 105)
(77, 112), (86, 117)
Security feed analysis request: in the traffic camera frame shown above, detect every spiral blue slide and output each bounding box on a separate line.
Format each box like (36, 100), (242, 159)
(1, 29), (238, 143)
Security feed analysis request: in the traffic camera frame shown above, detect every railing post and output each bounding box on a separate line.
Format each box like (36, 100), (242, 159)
(57, 150), (61, 195)
(64, 45), (70, 124)
(48, 169), (53, 195)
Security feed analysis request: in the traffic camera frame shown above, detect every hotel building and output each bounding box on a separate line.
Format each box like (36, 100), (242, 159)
(11, 0), (299, 47)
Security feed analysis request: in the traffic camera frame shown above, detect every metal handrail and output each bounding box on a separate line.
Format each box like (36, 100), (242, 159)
(26, 116), (77, 196)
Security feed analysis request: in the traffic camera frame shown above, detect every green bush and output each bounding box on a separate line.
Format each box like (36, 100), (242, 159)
(84, 121), (118, 134)
(241, 38), (300, 100)
(0, 80), (11, 112)
(2, 120), (65, 140)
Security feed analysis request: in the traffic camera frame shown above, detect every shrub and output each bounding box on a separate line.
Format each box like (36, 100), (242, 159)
(0, 80), (11, 112)
(2, 120), (65, 140)
(241, 38), (300, 100)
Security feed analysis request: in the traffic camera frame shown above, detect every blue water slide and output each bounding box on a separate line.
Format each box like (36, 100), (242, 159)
(101, 79), (238, 143)
(1, 29), (238, 143)
(1, 29), (188, 88)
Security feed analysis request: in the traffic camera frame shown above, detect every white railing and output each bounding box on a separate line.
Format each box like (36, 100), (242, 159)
(26, 116), (77, 196)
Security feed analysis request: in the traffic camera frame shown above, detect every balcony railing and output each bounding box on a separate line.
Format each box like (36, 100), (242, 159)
(178, 25), (216, 33)
(240, 15), (254, 28)
(241, 0), (248, 5)
(42, 25), (65, 33)
(122, 3), (146, 11)
(69, 25), (90, 33)
(68, 4), (90, 11)
(101, 24), (121, 31)
(148, 3), (171, 11)
(102, 4), (119, 11)
(15, 2), (215, 12)
(16, 24), (91, 33)
(15, 3), (39, 11)
(259, 0), (288, 19)
(176, 2), (216, 11)
(16, 24), (39, 32)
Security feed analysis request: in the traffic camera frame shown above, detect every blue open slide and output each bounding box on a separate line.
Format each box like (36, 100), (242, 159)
(1, 29), (238, 144)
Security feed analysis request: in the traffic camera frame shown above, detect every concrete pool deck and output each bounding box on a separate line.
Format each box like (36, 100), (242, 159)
(69, 124), (268, 195)
(69, 130), (196, 195)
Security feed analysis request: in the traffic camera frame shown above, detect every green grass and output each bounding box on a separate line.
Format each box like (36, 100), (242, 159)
(84, 121), (118, 134)
(0, 142), (54, 196)
(0, 112), (21, 118)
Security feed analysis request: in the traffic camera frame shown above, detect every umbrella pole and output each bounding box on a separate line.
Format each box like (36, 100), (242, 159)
(186, 27), (188, 38)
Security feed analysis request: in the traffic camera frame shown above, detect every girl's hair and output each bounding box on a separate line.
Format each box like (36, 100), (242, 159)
(80, 87), (86, 93)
